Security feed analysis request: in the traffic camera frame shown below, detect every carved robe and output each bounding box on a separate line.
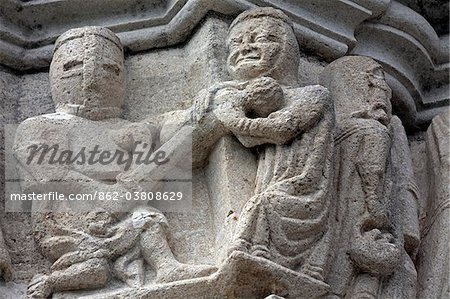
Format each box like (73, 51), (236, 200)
(232, 85), (335, 272)
(328, 116), (420, 298)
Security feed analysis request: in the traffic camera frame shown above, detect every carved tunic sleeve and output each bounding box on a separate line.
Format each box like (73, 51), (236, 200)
(218, 85), (330, 147)
(13, 115), (136, 214)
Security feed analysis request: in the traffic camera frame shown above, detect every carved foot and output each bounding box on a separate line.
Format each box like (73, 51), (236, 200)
(27, 274), (52, 299)
(300, 263), (324, 282)
(156, 262), (217, 283)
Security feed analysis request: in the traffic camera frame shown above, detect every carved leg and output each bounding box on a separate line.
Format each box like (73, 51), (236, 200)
(356, 132), (391, 229)
(114, 245), (144, 287)
(228, 194), (270, 257)
(139, 216), (216, 283)
(27, 258), (109, 299)
(300, 228), (332, 282)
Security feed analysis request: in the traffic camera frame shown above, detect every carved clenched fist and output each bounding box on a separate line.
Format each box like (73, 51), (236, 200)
(244, 77), (284, 118)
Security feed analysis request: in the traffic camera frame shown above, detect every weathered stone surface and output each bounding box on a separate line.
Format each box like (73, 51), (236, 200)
(321, 56), (419, 298)
(1, 0), (447, 129)
(0, 3), (448, 299)
(416, 113), (450, 299)
(12, 27), (214, 299)
(0, 68), (18, 283)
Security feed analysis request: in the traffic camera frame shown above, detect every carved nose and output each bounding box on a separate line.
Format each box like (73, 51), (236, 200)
(82, 58), (96, 89)
(239, 42), (254, 55)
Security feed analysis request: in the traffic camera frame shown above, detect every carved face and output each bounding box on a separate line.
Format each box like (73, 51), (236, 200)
(227, 18), (287, 81)
(49, 34), (125, 119)
(85, 208), (114, 235)
(365, 66), (392, 125)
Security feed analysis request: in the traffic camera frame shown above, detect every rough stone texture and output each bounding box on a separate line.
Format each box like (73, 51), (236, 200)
(16, 74), (54, 123)
(0, 0), (447, 128)
(11, 26), (217, 299)
(416, 113), (450, 298)
(123, 16), (230, 121)
(0, 17), (326, 293)
(0, 3), (448, 299)
(0, 67), (18, 283)
(408, 132), (429, 220)
(321, 56), (419, 298)
(0, 69), (54, 292)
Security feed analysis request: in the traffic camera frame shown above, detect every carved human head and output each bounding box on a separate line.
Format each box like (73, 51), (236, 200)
(320, 56), (392, 125)
(227, 7), (300, 85)
(85, 208), (115, 236)
(50, 26), (126, 120)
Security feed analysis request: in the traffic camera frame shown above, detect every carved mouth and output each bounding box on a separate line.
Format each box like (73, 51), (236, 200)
(236, 55), (260, 64)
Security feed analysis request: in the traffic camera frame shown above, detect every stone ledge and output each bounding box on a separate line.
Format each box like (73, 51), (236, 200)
(54, 251), (329, 299)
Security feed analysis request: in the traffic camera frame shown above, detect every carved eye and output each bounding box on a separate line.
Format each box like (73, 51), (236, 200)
(63, 60), (83, 71)
(372, 68), (385, 80)
(255, 35), (268, 42)
(255, 34), (277, 43)
(229, 38), (242, 47)
(102, 63), (121, 76)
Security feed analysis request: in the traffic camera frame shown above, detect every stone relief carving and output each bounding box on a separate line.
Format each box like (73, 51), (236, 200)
(321, 56), (420, 298)
(146, 7), (335, 298)
(6, 6), (436, 299)
(13, 27), (215, 299)
(219, 8), (335, 281)
(417, 113), (449, 298)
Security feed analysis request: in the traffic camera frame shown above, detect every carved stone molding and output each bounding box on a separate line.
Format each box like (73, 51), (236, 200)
(351, 1), (449, 128)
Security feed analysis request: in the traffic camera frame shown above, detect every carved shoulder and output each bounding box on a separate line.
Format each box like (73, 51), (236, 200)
(14, 113), (75, 146)
(288, 85), (331, 109)
(281, 85), (332, 120)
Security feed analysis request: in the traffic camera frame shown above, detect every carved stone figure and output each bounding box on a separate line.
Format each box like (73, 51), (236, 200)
(321, 56), (420, 298)
(218, 8), (335, 281)
(13, 27), (215, 298)
(7, 7), (435, 299)
(156, 8), (335, 298)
